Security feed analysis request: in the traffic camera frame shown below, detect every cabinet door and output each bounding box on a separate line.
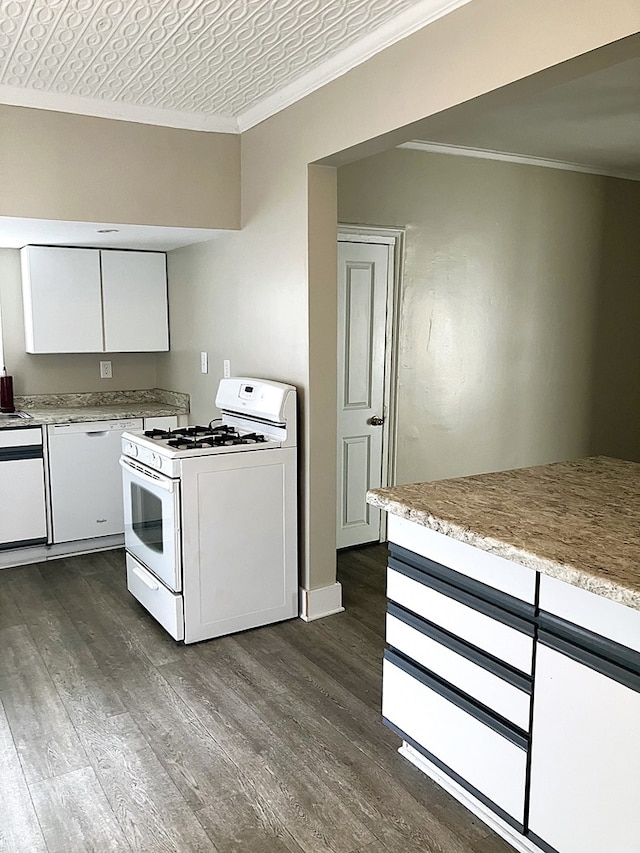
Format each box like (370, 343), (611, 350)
(101, 251), (169, 352)
(528, 642), (640, 853)
(21, 246), (103, 353)
(0, 429), (47, 546)
(0, 459), (47, 546)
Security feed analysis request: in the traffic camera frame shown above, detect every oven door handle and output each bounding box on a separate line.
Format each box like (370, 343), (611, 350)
(119, 457), (176, 493)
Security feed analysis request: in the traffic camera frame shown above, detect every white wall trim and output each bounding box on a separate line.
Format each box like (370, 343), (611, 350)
(299, 582), (344, 621)
(0, 536), (123, 570)
(338, 224), (404, 541)
(0, 84), (239, 134)
(399, 140), (640, 182)
(400, 743), (544, 853)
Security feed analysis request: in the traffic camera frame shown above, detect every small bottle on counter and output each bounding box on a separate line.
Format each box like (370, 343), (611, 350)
(0, 367), (15, 413)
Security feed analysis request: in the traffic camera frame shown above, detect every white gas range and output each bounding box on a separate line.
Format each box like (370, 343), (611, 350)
(120, 377), (298, 643)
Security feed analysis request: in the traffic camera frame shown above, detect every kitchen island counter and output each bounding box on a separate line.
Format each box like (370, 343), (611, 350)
(368, 456), (640, 611)
(1, 388), (189, 427)
(372, 458), (640, 853)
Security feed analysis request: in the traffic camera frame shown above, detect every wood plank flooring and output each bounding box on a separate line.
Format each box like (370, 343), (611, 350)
(0, 544), (512, 853)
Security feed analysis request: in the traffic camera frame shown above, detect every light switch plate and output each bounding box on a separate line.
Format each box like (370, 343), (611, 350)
(201, 351), (208, 374)
(223, 359), (231, 378)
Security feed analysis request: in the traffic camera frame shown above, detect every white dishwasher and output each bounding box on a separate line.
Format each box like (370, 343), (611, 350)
(48, 419), (142, 542)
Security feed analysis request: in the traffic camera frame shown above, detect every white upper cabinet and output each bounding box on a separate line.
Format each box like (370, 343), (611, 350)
(20, 246), (169, 354)
(101, 250), (168, 352)
(21, 246), (104, 353)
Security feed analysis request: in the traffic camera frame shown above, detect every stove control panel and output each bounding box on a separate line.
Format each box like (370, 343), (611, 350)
(238, 383), (256, 400)
(123, 440), (138, 458)
(121, 433), (179, 477)
(216, 377), (296, 427)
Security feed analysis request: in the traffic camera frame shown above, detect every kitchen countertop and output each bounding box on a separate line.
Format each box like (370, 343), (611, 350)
(1, 388), (189, 427)
(367, 456), (640, 611)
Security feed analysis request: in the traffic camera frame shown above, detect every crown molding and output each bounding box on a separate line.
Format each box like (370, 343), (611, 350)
(0, 0), (470, 135)
(238, 0), (471, 131)
(399, 140), (640, 182)
(0, 84), (239, 134)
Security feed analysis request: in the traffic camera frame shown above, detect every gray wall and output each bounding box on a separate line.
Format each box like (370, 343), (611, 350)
(337, 149), (640, 484)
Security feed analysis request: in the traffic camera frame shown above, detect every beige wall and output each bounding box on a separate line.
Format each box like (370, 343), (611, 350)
(158, 1), (638, 592)
(337, 148), (640, 483)
(0, 249), (158, 394)
(589, 178), (640, 460)
(0, 106), (240, 229)
(1, 0), (637, 593)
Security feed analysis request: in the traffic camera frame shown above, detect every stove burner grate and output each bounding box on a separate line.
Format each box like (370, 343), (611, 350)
(161, 424), (270, 450)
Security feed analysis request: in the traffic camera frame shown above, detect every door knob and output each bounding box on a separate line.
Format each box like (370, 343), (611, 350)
(369, 415), (384, 426)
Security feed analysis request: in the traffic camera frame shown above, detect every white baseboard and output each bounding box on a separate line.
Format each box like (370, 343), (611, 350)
(0, 534), (124, 570)
(399, 743), (542, 853)
(299, 582), (344, 621)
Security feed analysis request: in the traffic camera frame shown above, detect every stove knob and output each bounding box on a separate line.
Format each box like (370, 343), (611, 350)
(151, 452), (161, 468)
(126, 442), (138, 457)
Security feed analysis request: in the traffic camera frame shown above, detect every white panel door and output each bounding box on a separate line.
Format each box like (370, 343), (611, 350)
(101, 250), (169, 352)
(337, 241), (390, 548)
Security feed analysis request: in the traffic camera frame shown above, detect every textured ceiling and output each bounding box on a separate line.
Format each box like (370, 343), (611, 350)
(0, 0), (465, 131)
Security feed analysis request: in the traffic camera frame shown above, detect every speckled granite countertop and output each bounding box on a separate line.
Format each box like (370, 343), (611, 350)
(367, 456), (640, 611)
(0, 389), (189, 428)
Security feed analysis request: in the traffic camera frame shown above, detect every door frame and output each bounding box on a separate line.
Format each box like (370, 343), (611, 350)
(337, 224), (404, 542)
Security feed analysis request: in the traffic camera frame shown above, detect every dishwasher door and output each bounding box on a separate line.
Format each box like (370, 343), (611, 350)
(48, 419), (142, 543)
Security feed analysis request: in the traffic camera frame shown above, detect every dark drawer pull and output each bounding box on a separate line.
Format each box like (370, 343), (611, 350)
(384, 649), (528, 750)
(387, 602), (531, 693)
(389, 543), (535, 621)
(388, 555), (535, 637)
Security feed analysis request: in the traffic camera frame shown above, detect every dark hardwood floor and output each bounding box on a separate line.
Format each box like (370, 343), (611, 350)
(0, 544), (512, 852)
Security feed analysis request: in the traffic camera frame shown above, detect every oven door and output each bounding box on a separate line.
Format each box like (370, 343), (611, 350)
(120, 456), (181, 591)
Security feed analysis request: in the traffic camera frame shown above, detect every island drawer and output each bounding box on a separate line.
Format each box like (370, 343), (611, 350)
(387, 515), (536, 603)
(538, 574), (640, 655)
(386, 604), (531, 730)
(387, 560), (535, 675)
(382, 651), (527, 827)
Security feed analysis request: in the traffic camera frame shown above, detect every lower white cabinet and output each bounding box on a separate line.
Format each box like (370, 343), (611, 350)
(383, 654), (527, 824)
(0, 428), (47, 548)
(386, 609), (531, 729)
(383, 523), (640, 853)
(387, 563), (534, 674)
(528, 641), (640, 853)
